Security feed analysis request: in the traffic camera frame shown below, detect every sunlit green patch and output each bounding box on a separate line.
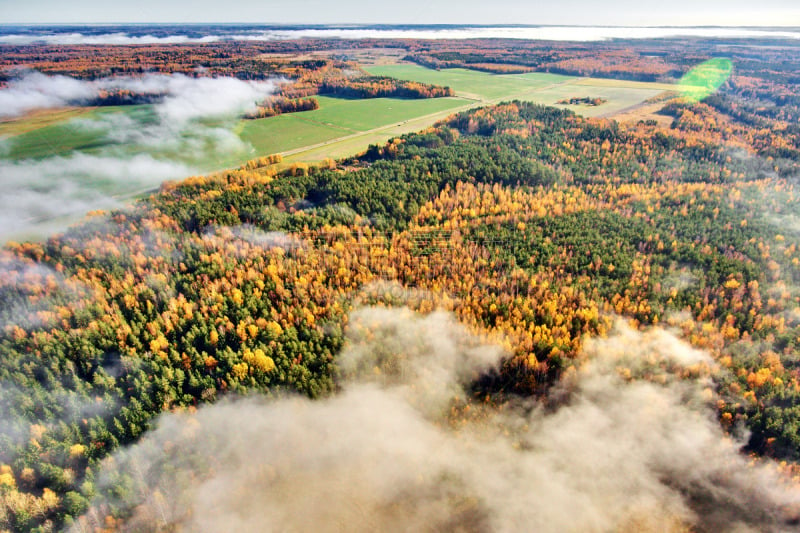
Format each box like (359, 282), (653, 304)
(677, 58), (733, 103)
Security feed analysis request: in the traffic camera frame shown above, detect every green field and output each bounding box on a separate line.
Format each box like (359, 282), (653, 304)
(3, 107), (138, 161)
(0, 107), (93, 137)
(2, 94), (471, 167)
(365, 65), (574, 100)
(514, 84), (666, 117)
(271, 67), (675, 163)
(364, 64), (673, 118)
(238, 113), (350, 157)
(3, 105), (252, 170)
(238, 95), (470, 157)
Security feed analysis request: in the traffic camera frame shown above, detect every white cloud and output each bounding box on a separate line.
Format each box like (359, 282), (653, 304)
(149, 75), (279, 122)
(0, 32), (219, 46)
(256, 26), (800, 41)
(0, 153), (193, 240)
(0, 71), (96, 118)
(1, 26), (799, 46)
(0, 72), (277, 120)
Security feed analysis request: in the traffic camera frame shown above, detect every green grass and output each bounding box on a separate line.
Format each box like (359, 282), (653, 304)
(3, 105), (254, 172)
(363, 63), (679, 120)
(280, 102), (474, 164)
(678, 58), (734, 102)
(309, 96), (468, 131)
(239, 95), (470, 159)
(5, 112), (109, 160)
(364, 65), (574, 100)
(4, 95), (470, 167)
(238, 113), (352, 156)
(4, 106), (158, 161)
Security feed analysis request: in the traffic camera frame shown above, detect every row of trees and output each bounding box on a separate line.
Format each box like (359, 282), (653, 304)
(243, 97), (319, 119)
(319, 76), (454, 99)
(557, 97), (607, 106)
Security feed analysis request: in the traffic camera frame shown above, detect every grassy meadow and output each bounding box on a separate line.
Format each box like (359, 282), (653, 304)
(365, 64), (673, 117)
(238, 95), (470, 157)
(2, 106), (138, 161)
(364, 65), (575, 100)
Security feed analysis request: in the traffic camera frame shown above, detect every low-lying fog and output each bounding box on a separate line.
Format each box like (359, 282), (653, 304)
(0, 72), (278, 241)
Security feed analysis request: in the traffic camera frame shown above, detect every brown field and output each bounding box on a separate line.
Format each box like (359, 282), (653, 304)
(571, 78), (678, 91)
(609, 101), (675, 126)
(0, 107), (94, 136)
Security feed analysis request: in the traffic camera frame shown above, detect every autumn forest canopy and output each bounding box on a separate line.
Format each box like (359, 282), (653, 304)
(2, 24), (800, 532)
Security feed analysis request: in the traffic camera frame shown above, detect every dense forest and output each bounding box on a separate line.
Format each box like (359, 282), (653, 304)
(2, 34), (800, 531)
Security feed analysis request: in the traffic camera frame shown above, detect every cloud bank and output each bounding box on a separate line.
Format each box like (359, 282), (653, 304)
(2, 26), (800, 46)
(0, 153), (192, 239)
(0, 71), (278, 120)
(76, 311), (800, 532)
(0, 32), (220, 46)
(0, 72), (95, 118)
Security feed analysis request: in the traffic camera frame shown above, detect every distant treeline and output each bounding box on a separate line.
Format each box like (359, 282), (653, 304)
(85, 89), (166, 106)
(319, 76), (454, 99)
(244, 97), (320, 119)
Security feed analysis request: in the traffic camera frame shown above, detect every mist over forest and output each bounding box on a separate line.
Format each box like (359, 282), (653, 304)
(2, 19), (800, 533)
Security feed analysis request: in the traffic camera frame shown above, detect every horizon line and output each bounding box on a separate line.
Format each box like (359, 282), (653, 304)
(1, 23), (800, 29)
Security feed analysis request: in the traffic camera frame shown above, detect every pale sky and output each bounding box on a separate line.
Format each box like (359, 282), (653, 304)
(0, 0), (798, 26)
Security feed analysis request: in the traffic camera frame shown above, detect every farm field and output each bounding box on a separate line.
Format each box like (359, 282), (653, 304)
(279, 66), (677, 163)
(238, 95), (471, 156)
(279, 100), (478, 164)
(2, 106), (141, 161)
(365, 64), (575, 99)
(364, 64), (674, 117)
(1, 95), (472, 165)
(3, 105), (251, 169)
(0, 106), (93, 136)
(515, 84), (666, 117)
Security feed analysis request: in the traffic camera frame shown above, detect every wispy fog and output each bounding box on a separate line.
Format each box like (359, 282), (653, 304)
(259, 26), (800, 42)
(1, 26), (799, 46)
(0, 71), (278, 120)
(76, 312), (800, 532)
(0, 249), (89, 330)
(0, 32), (220, 46)
(0, 72), (95, 118)
(0, 72), (278, 240)
(0, 153), (192, 238)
